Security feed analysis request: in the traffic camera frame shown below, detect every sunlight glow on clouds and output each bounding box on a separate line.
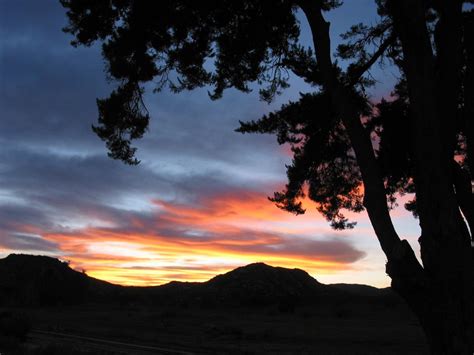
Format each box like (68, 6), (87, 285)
(27, 190), (371, 286)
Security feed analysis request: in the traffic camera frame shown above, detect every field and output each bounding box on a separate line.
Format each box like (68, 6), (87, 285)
(1, 302), (428, 354)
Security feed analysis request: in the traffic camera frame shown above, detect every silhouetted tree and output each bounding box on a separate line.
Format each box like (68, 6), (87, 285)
(60, 0), (473, 353)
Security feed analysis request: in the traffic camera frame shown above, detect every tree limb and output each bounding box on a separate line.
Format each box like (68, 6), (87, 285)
(298, 3), (429, 317)
(348, 33), (396, 86)
(297, 0), (403, 258)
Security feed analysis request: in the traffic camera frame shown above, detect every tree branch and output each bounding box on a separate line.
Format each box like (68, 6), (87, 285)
(298, 0), (404, 258)
(348, 33), (396, 86)
(297, 0), (335, 90)
(298, 3), (429, 311)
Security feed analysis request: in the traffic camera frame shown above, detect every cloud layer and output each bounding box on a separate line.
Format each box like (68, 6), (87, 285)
(1, 0), (408, 287)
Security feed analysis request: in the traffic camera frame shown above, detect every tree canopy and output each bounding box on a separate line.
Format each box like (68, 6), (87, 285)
(60, 0), (381, 226)
(61, 0), (474, 352)
(60, 0), (473, 232)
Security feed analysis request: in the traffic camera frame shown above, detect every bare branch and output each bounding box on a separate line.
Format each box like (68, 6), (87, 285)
(348, 33), (396, 86)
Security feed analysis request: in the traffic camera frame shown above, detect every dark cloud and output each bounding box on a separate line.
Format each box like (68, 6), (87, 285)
(0, 144), (281, 251)
(0, 232), (59, 252)
(0, 0), (288, 223)
(0, 203), (51, 233)
(0, 1), (109, 150)
(1, 1), (69, 39)
(226, 236), (366, 263)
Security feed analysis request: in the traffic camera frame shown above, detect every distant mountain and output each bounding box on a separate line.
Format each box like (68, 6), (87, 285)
(208, 262), (322, 290)
(329, 283), (389, 297)
(0, 254), (116, 306)
(0, 254), (401, 309)
(202, 262), (329, 307)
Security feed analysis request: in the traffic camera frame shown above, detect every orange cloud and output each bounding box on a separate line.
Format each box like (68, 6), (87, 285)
(22, 189), (367, 286)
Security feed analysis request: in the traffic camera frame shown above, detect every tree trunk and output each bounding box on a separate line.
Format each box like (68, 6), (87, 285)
(388, 0), (474, 353)
(464, 12), (474, 177)
(299, 0), (474, 352)
(394, 219), (472, 354)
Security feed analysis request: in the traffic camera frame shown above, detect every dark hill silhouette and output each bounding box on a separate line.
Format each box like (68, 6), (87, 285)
(202, 262), (329, 307)
(0, 254), (116, 306)
(208, 262), (322, 289)
(329, 283), (392, 297)
(0, 254), (401, 309)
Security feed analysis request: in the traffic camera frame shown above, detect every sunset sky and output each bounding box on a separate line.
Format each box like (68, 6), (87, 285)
(0, 0), (421, 287)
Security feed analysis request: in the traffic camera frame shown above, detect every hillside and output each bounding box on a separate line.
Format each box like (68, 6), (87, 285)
(0, 254), (426, 354)
(0, 254), (117, 306)
(0, 254), (400, 308)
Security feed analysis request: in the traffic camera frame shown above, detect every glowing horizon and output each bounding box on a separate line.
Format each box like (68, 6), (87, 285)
(2, 187), (420, 288)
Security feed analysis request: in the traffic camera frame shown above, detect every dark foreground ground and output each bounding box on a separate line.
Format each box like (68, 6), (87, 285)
(0, 256), (429, 354)
(1, 302), (427, 355)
